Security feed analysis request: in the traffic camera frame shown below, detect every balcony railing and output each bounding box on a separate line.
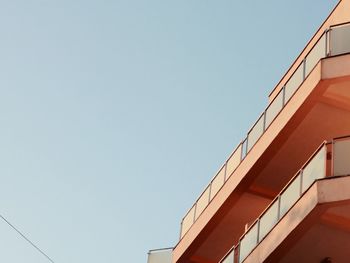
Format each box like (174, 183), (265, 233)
(179, 21), (350, 240)
(219, 135), (350, 263)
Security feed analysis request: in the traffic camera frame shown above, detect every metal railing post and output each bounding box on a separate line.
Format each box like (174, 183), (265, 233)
(299, 170), (304, 195)
(179, 220), (184, 240)
(326, 28), (331, 56)
(257, 219), (260, 244)
(325, 29), (329, 56)
(277, 195), (281, 220)
(282, 85), (286, 106)
(332, 140), (335, 177)
(193, 204), (197, 223)
(208, 183), (212, 202)
(237, 242), (241, 263)
(224, 162), (228, 182)
(245, 139), (248, 156)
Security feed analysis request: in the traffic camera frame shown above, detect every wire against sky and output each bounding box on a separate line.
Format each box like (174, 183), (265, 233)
(0, 214), (55, 263)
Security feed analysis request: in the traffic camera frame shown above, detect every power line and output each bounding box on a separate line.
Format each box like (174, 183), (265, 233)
(0, 214), (55, 263)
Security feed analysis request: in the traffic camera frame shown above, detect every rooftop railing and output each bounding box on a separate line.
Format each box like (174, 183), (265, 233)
(180, 21), (350, 240)
(220, 135), (350, 263)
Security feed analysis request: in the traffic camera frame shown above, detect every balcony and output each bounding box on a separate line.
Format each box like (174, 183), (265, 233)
(220, 136), (350, 262)
(180, 21), (350, 240)
(175, 15), (350, 263)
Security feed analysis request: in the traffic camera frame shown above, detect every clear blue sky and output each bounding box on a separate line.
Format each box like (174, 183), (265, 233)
(0, 1), (338, 262)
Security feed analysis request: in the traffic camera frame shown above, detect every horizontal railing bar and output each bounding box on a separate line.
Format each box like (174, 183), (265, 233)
(148, 247), (173, 253)
(329, 20), (350, 29)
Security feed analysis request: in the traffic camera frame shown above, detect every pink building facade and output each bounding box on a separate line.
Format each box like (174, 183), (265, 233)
(149, 1), (350, 262)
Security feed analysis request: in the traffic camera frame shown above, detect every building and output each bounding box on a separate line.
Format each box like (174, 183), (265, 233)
(149, 0), (350, 262)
